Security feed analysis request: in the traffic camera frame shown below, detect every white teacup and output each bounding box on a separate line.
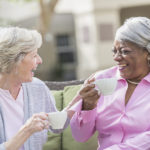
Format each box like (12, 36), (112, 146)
(48, 111), (67, 129)
(94, 78), (117, 96)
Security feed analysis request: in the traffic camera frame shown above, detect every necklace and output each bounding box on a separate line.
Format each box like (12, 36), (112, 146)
(127, 79), (140, 85)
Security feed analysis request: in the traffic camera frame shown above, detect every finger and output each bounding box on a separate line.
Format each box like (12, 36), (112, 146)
(43, 120), (49, 129)
(84, 72), (96, 84)
(44, 120), (49, 127)
(91, 94), (100, 102)
(87, 77), (95, 84)
(41, 120), (49, 129)
(39, 122), (45, 130)
(80, 84), (95, 94)
(33, 117), (40, 122)
(44, 125), (49, 129)
(83, 95), (100, 108)
(32, 115), (47, 126)
(35, 113), (48, 120)
(82, 89), (99, 99)
(83, 94), (100, 105)
(80, 88), (98, 98)
(84, 77), (95, 85)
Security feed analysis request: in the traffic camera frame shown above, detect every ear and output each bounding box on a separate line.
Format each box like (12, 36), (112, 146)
(147, 53), (150, 67)
(147, 53), (150, 59)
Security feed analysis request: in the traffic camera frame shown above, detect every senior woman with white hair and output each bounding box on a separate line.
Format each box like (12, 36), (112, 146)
(70, 17), (150, 150)
(0, 27), (69, 150)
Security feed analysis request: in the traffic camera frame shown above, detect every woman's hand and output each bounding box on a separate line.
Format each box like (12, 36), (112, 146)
(79, 77), (100, 110)
(23, 112), (49, 134)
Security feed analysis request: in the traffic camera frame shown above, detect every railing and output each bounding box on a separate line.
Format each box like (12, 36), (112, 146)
(45, 80), (84, 90)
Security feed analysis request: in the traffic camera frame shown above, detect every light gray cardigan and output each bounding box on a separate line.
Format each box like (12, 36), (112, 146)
(0, 78), (68, 150)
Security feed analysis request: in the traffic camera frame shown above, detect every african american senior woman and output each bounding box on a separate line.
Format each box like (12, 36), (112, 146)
(0, 27), (70, 150)
(70, 17), (150, 150)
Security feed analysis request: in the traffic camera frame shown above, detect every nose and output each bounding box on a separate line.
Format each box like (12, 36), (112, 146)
(113, 52), (123, 62)
(37, 55), (42, 64)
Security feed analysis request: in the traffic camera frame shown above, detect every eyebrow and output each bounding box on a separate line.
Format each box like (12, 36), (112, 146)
(112, 45), (130, 51)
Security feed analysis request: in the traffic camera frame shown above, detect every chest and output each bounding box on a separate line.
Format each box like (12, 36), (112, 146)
(96, 82), (150, 132)
(0, 92), (24, 140)
(125, 84), (137, 105)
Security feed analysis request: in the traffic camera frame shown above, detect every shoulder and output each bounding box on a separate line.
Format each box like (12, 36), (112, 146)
(94, 66), (118, 80)
(22, 77), (51, 99)
(22, 78), (54, 113)
(22, 77), (47, 88)
(31, 77), (45, 85)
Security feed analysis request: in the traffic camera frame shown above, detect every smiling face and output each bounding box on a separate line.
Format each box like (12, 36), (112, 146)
(112, 41), (150, 81)
(13, 49), (42, 83)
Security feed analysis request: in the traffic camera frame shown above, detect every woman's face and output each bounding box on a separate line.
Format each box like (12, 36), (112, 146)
(113, 41), (150, 81)
(14, 49), (42, 83)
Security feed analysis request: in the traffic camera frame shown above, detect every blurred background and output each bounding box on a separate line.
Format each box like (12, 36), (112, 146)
(1, 0), (150, 81)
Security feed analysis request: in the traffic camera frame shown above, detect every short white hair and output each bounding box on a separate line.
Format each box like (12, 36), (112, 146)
(115, 17), (150, 52)
(0, 27), (42, 73)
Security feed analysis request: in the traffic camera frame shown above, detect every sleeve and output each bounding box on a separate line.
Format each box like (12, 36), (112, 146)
(104, 130), (150, 150)
(44, 84), (70, 133)
(70, 100), (97, 142)
(0, 143), (5, 150)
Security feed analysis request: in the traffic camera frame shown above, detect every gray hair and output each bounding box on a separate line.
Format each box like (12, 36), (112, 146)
(115, 17), (150, 53)
(0, 27), (42, 73)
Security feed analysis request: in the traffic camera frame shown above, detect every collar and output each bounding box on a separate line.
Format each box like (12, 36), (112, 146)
(142, 72), (150, 83)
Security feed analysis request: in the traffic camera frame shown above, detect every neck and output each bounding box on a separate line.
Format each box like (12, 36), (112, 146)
(126, 79), (140, 85)
(0, 73), (21, 99)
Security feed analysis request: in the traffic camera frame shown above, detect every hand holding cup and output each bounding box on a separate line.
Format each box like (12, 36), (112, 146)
(79, 77), (100, 110)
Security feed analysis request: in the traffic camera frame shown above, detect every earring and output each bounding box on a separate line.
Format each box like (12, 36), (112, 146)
(147, 57), (150, 67)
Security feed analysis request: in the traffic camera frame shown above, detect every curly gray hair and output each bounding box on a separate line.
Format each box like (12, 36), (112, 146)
(115, 17), (150, 53)
(0, 27), (42, 73)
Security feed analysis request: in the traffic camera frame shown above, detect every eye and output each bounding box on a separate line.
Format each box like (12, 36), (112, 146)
(33, 54), (38, 58)
(121, 49), (131, 55)
(112, 49), (117, 55)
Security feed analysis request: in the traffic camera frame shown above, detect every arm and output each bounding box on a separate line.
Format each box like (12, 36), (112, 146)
(69, 77), (100, 142)
(3, 113), (49, 150)
(64, 74), (101, 119)
(4, 126), (31, 150)
(104, 130), (150, 150)
(70, 104), (97, 142)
